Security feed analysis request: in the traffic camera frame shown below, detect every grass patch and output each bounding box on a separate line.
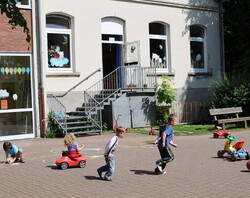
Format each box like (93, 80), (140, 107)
(120, 124), (250, 136)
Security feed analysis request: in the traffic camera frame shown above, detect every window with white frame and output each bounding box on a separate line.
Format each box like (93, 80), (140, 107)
(189, 25), (207, 72)
(0, 54), (34, 138)
(149, 22), (169, 71)
(46, 14), (72, 71)
(15, 0), (31, 9)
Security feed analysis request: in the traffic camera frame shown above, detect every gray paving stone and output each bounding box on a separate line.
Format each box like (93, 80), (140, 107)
(0, 130), (250, 198)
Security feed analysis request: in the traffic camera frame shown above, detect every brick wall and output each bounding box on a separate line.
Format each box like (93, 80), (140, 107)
(0, 10), (32, 52)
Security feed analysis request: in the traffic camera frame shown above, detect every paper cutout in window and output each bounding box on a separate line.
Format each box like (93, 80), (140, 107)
(49, 45), (69, 67)
(0, 100), (8, 109)
(0, 89), (9, 98)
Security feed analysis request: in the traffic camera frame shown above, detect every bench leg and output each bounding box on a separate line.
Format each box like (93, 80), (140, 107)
(222, 123), (225, 131)
(244, 120), (247, 128)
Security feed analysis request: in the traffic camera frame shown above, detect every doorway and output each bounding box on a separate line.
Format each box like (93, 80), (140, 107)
(102, 43), (122, 76)
(101, 17), (124, 89)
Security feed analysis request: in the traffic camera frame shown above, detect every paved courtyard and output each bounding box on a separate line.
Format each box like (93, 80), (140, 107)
(0, 129), (250, 198)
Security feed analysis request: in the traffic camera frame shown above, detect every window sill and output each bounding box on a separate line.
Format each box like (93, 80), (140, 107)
(188, 71), (212, 76)
(46, 72), (81, 77)
(156, 71), (175, 76)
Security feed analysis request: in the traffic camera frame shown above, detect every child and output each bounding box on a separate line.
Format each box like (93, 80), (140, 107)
(64, 133), (84, 161)
(3, 141), (25, 164)
(97, 126), (126, 181)
(154, 114), (178, 174)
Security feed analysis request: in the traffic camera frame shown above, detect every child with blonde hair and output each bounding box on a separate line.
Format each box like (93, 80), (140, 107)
(64, 133), (84, 161)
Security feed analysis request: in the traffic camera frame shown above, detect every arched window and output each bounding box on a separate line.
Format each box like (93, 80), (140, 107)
(46, 14), (72, 71)
(189, 25), (207, 71)
(101, 18), (124, 44)
(149, 22), (169, 70)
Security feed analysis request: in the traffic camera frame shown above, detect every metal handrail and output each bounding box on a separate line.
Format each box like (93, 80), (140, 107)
(56, 68), (101, 97)
(84, 66), (157, 129)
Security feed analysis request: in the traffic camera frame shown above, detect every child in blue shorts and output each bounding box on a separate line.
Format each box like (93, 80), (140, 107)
(3, 141), (25, 164)
(154, 114), (178, 174)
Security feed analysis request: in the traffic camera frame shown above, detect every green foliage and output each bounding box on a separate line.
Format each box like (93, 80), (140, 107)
(102, 123), (108, 132)
(223, 0), (250, 73)
(46, 111), (62, 138)
(156, 106), (169, 125)
(208, 74), (250, 114)
(154, 76), (176, 124)
(0, 0), (31, 42)
(154, 76), (176, 104)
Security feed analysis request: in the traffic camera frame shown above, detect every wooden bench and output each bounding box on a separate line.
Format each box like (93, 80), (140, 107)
(209, 107), (250, 130)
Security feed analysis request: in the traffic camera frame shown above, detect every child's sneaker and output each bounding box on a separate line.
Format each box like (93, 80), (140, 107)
(156, 170), (166, 175)
(17, 158), (25, 163)
(104, 177), (112, 181)
(97, 170), (103, 179)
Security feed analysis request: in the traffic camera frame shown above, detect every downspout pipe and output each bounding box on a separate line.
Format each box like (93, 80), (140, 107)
(35, 0), (46, 137)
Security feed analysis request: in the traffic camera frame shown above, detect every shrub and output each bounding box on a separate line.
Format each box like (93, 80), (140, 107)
(208, 73), (250, 115)
(154, 76), (176, 124)
(46, 111), (62, 138)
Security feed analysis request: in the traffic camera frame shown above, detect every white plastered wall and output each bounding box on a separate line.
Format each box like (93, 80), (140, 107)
(40, 0), (221, 109)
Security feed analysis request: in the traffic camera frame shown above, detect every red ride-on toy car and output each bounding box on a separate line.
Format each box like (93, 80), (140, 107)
(213, 126), (231, 138)
(55, 151), (87, 170)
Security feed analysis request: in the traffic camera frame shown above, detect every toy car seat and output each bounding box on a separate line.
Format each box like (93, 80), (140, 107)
(233, 141), (244, 151)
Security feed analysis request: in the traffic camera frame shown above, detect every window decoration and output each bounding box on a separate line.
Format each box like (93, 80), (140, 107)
(46, 15), (72, 71)
(190, 25), (207, 71)
(149, 22), (168, 70)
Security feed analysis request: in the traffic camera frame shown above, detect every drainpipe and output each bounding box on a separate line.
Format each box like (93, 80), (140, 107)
(218, 0), (226, 74)
(35, 0), (46, 137)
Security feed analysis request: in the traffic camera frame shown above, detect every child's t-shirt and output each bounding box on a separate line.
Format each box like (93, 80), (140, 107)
(68, 142), (78, 152)
(104, 136), (119, 157)
(158, 125), (173, 148)
(5, 145), (19, 156)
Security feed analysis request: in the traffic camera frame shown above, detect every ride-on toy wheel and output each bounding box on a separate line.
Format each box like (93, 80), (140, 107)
(60, 162), (68, 170)
(246, 152), (250, 160)
(231, 153), (237, 161)
(217, 150), (223, 158)
(213, 133), (219, 138)
(79, 161), (86, 168)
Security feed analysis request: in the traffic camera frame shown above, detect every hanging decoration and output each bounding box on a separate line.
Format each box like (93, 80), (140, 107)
(0, 67), (30, 75)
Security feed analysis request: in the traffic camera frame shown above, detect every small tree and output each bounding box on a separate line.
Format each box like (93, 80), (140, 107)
(154, 76), (176, 124)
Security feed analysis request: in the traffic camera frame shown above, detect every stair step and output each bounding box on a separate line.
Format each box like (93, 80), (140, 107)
(76, 107), (85, 111)
(58, 116), (87, 121)
(60, 121), (92, 126)
(67, 111), (85, 115)
(69, 130), (102, 135)
(66, 125), (96, 130)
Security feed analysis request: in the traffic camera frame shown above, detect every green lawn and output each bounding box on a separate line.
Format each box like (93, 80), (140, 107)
(122, 124), (250, 136)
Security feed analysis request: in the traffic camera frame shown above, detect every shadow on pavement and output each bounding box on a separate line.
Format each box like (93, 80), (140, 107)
(241, 170), (250, 173)
(47, 165), (59, 170)
(84, 176), (102, 180)
(130, 169), (156, 175)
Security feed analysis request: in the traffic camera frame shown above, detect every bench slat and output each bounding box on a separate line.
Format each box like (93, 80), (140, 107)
(215, 117), (250, 124)
(209, 107), (242, 116)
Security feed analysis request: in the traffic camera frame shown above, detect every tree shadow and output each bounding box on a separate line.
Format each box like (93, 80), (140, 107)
(130, 169), (156, 175)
